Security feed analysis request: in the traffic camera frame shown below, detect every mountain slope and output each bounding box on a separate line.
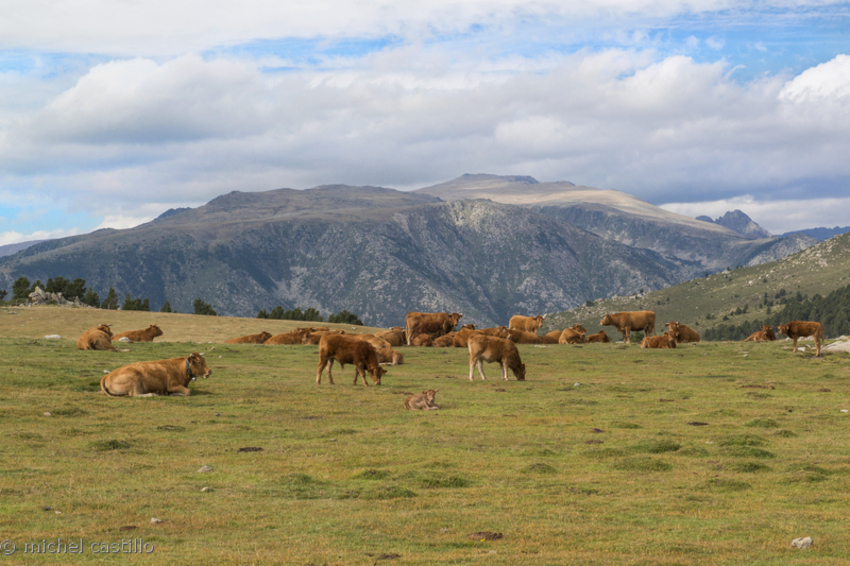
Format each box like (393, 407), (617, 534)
(417, 174), (815, 278)
(0, 186), (681, 326)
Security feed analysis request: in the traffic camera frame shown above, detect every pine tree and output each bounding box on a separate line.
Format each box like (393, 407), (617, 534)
(193, 298), (217, 316)
(160, 300), (173, 313)
(101, 288), (119, 310)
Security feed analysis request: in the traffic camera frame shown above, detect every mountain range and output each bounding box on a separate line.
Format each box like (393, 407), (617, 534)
(0, 175), (817, 327)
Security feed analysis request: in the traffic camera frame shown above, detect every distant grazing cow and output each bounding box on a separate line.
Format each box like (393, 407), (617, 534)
(601, 311), (656, 343)
(468, 335), (526, 381)
(664, 321), (700, 343)
(585, 330), (610, 343)
(507, 328), (545, 344)
(508, 315), (545, 334)
(778, 321), (824, 356)
(77, 324), (118, 351)
(111, 324), (163, 343)
(404, 389), (440, 410)
(225, 331), (273, 344)
(101, 352), (211, 397)
(743, 325), (776, 342)
(316, 334), (386, 385)
(405, 312), (462, 345)
(375, 327), (406, 347)
(640, 334), (676, 349)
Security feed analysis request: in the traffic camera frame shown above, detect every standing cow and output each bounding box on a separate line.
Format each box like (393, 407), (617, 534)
(778, 321), (824, 357)
(508, 315), (545, 334)
(601, 311), (656, 344)
(468, 335), (526, 381)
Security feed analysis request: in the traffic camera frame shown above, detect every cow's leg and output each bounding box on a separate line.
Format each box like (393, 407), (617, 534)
(792, 337), (798, 353)
(623, 328), (630, 344)
(316, 358), (326, 384)
(501, 361), (509, 381)
(326, 360), (335, 384)
(168, 385), (191, 396)
(476, 359), (487, 380)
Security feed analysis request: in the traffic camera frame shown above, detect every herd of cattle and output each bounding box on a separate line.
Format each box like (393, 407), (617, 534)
(77, 311), (826, 407)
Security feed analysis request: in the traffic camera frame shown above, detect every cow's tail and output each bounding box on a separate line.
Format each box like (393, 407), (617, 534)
(100, 376), (117, 397)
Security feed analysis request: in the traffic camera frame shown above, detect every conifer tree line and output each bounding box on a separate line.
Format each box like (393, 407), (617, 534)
(703, 284), (850, 340)
(257, 306), (363, 325)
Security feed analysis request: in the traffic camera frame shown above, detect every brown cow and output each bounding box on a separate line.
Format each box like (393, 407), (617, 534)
(77, 324), (118, 351)
(101, 352), (211, 397)
(225, 331), (273, 344)
(507, 328), (545, 344)
(508, 315), (545, 334)
(411, 333), (434, 347)
(303, 329), (345, 345)
(404, 389), (440, 410)
(601, 311), (656, 343)
(778, 321), (824, 356)
(433, 333), (456, 347)
(375, 327), (406, 347)
(468, 335), (526, 381)
(111, 324), (163, 343)
(375, 347), (404, 365)
(585, 330), (610, 343)
(350, 333), (393, 350)
(664, 321), (700, 343)
(264, 328), (315, 345)
(316, 334), (386, 385)
(405, 312), (462, 345)
(453, 326), (509, 348)
(640, 334), (676, 349)
(542, 330), (562, 344)
(558, 327), (586, 344)
(743, 325), (776, 342)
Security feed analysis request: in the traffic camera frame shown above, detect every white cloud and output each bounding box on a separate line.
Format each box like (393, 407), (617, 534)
(0, 228), (81, 247)
(779, 53), (850, 103)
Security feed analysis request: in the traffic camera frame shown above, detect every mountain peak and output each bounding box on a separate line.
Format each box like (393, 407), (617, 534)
(703, 210), (772, 239)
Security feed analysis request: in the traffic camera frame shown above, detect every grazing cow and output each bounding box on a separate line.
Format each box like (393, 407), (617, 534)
(664, 321), (700, 344)
(375, 347), (404, 365)
(101, 352), (211, 397)
(404, 312), (463, 345)
(225, 331), (273, 344)
(264, 328), (315, 345)
(468, 335), (526, 381)
(601, 311), (656, 343)
(585, 330), (610, 343)
(404, 389), (440, 410)
(508, 315), (545, 334)
(778, 321), (824, 356)
(316, 335), (386, 385)
(507, 328), (545, 344)
(640, 334), (677, 349)
(111, 324), (164, 343)
(375, 327), (406, 347)
(743, 325), (776, 342)
(77, 324), (118, 351)
(558, 327), (586, 344)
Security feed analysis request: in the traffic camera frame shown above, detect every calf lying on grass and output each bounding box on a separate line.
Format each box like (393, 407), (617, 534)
(404, 389), (440, 410)
(743, 325), (776, 342)
(468, 335), (526, 381)
(640, 334), (677, 349)
(225, 331), (272, 344)
(100, 353), (211, 397)
(316, 334), (387, 386)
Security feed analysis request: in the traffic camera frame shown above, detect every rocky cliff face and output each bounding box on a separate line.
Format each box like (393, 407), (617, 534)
(0, 187), (680, 326)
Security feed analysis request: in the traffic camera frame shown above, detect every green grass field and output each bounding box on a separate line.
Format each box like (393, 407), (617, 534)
(2, 307), (850, 565)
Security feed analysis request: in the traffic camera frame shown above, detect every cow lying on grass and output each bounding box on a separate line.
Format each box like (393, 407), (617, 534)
(404, 389), (440, 410)
(585, 330), (610, 343)
(743, 325), (776, 342)
(640, 334), (676, 349)
(559, 325), (586, 344)
(778, 321), (824, 356)
(100, 352), (211, 397)
(468, 335), (526, 381)
(111, 324), (164, 343)
(316, 334), (387, 386)
(77, 324), (118, 351)
(225, 331), (272, 344)
(665, 321), (700, 343)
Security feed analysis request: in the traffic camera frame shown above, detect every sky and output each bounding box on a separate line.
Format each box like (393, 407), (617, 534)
(1, 1), (849, 245)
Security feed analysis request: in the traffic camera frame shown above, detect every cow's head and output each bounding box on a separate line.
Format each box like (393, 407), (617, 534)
(666, 321), (680, 339)
(451, 312), (463, 326)
(424, 389), (439, 403)
(515, 363), (526, 381)
(370, 366), (387, 385)
(600, 314), (612, 326)
(535, 315), (545, 324)
(149, 324), (164, 337)
(260, 331), (273, 342)
(97, 324), (113, 337)
(573, 323), (587, 334)
(777, 323), (789, 336)
(761, 325), (773, 332)
(186, 352), (212, 380)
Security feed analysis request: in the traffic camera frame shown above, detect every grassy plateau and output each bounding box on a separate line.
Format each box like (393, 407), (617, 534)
(1, 306), (849, 565)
